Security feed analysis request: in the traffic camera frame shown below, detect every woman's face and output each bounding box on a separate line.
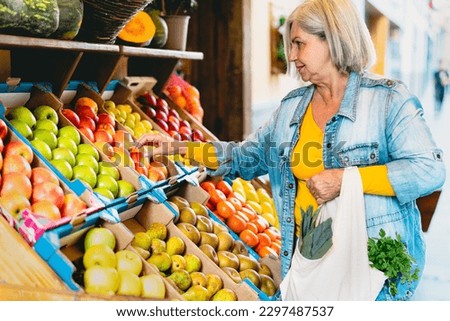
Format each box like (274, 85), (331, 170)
(288, 22), (334, 84)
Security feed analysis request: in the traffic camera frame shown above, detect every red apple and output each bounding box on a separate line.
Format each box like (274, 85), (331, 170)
(0, 137), (4, 153)
(31, 167), (59, 186)
(97, 113), (115, 127)
(179, 119), (191, 129)
(0, 172), (32, 198)
(78, 116), (96, 132)
(94, 141), (114, 157)
(61, 108), (80, 127)
(155, 119), (169, 133)
(135, 164), (148, 177)
(179, 133), (192, 142)
(2, 154), (32, 178)
(97, 123), (115, 136)
(169, 131), (181, 141)
(168, 109), (180, 119)
(156, 97), (169, 110)
(147, 166), (166, 182)
(79, 127), (95, 142)
(60, 193), (88, 218)
(76, 97), (98, 113)
(192, 129), (205, 142)
(143, 92), (157, 107)
(32, 182), (65, 209)
(3, 141), (33, 164)
(143, 106), (156, 119)
(155, 110), (168, 123)
(0, 118), (7, 140)
(94, 129), (114, 145)
(113, 130), (133, 149)
(150, 160), (168, 179)
(0, 192), (31, 218)
(32, 200), (61, 221)
(76, 105), (98, 121)
(179, 125), (192, 136)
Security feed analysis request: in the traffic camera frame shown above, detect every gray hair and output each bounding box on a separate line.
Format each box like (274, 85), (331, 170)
(284, 0), (376, 76)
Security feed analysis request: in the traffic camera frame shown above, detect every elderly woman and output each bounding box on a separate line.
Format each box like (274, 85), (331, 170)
(136, 0), (445, 300)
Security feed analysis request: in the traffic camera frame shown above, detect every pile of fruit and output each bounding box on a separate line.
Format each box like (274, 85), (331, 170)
(200, 178), (281, 259)
(133, 221), (237, 301)
(0, 119), (88, 222)
(168, 194), (278, 298)
(62, 97), (169, 183)
(137, 92), (205, 142)
(6, 102), (137, 201)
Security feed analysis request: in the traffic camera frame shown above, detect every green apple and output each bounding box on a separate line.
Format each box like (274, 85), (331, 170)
(75, 153), (99, 174)
(98, 161), (120, 180)
(72, 164), (97, 188)
(117, 180), (136, 198)
(9, 119), (33, 139)
(8, 106), (36, 129)
(116, 249), (143, 275)
(57, 136), (78, 155)
(117, 270), (142, 297)
(83, 244), (116, 269)
(84, 265), (119, 296)
(34, 119), (58, 135)
(140, 274), (166, 299)
(77, 143), (99, 161)
(50, 159), (73, 180)
(30, 139), (52, 160)
(95, 174), (119, 198)
(84, 227), (116, 250)
(52, 147), (76, 167)
(58, 125), (81, 145)
(33, 105), (59, 124)
(94, 187), (115, 200)
(33, 129), (57, 149)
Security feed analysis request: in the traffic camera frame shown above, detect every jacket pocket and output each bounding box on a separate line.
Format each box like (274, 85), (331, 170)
(337, 142), (380, 167)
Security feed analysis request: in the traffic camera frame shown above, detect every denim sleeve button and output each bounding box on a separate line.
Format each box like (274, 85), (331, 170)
(288, 183), (294, 189)
(283, 250), (289, 256)
(326, 143), (332, 148)
(331, 116), (337, 122)
(386, 80), (393, 86)
(286, 217), (292, 223)
(370, 153), (375, 159)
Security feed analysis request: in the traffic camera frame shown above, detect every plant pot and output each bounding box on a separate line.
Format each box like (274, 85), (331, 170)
(163, 15), (190, 51)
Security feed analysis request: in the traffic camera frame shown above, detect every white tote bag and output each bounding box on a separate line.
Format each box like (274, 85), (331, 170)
(280, 167), (387, 301)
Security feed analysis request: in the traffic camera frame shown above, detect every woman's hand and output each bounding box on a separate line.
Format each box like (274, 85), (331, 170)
(306, 169), (344, 204)
(134, 133), (187, 157)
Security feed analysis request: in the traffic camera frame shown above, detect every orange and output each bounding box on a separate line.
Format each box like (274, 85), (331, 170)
(205, 201), (216, 211)
(257, 232), (272, 248)
(257, 245), (278, 258)
(208, 189), (227, 205)
(240, 229), (259, 247)
(263, 227), (280, 242)
(216, 200), (236, 219)
(174, 95), (187, 109)
(235, 210), (250, 223)
(167, 85), (182, 97)
(240, 206), (257, 221)
(245, 222), (259, 235)
(200, 181), (216, 193)
(252, 217), (270, 233)
(184, 85), (200, 98)
(226, 214), (247, 234)
(229, 191), (245, 206)
(216, 180), (233, 196)
(227, 196), (243, 211)
(270, 242), (281, 255)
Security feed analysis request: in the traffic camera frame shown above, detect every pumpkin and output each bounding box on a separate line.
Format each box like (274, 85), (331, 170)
(51, 0), (84, 40)
(0, 0), (59, 37)
(146, 9), (168, 48)
(117, 11), (156, 46)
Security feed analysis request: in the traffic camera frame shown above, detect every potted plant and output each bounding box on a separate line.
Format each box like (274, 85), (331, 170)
(147, 0), (198, 50)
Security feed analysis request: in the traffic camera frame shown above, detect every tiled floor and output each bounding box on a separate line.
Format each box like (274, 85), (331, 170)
(411, 86), (450, 301)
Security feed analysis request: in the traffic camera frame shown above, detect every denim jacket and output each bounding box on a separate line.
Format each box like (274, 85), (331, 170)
(210, 71), (445, 300)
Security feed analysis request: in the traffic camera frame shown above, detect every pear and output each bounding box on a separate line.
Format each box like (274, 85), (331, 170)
(182, 284), (209, 301)
(231, 240), (249, 256)
(239, 268), (261, 288)
(206, 273), (223, 298)
(170, 254), (186, 272)
(213, 221), (228, 234)
(237, 254), (261, 272)
(150, 238), (166, 254)
(167, 269), (192, 291)
(147, 252), (172, 272)
(132, 231), (152, 250)
(169, 195), (190, 210)
(177, 222), (201, 244)
(195, 215), (213, 233)
(212, 288), (238, 301)
(221, 266), (242, 284)
(258, 263), (273, 278)
(190, 201), (209, 216)
(178, 207), (197, 225)
(216, 231), (234, 251)
(132, 246), (150, 260)
(199, 231), (219, 249)
(190, 271), (208, 287)
(199, 243), (219, 265)
(260, 274), (277, 296)
(184, 253), (202, 273)
(166, 236), (185, 256)
(217, 251), (240, 270)
(146, 222), (167, 241)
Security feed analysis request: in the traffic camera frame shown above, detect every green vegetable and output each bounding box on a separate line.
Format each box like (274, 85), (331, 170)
(368, 229), (419, 296)
(51, 0), (83, 40)
(299, 206), (333, 260)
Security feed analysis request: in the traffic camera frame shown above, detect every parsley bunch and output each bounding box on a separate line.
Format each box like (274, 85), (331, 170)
(368, 229), (419, 295)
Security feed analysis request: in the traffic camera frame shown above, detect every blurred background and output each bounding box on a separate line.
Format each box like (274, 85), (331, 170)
(182, 0), (450, 300)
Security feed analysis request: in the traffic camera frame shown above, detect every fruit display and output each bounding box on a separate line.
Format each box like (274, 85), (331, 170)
(62, 94), (171, 184)
(161, 184), (279, 299)
(200, 177), (281, 259)
(0, 119), (97, 243)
